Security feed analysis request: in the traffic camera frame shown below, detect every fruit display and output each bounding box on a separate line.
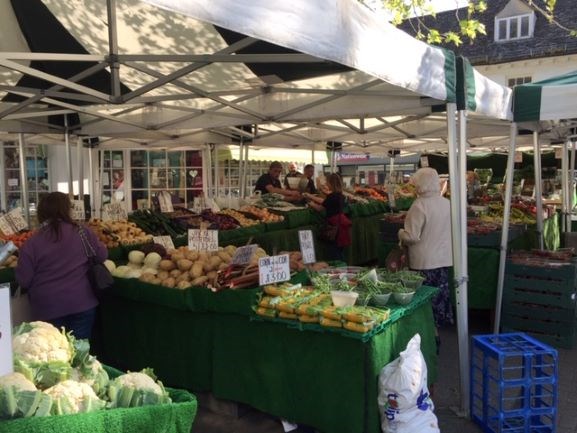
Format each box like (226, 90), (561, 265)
(219, 208), (260, 227)
(239, 205), (285, 223)
(200, 209), (239, 230)
(1, 321), (171, 419)
(354, 186), (388, 202)
(508, 249), (574, 267)
(394, 183), (417, 199)
(279, 251), (330, 272)
(0, 230), (36, 248)
(467, 219), (501, 235)
(87, 219), (153, 248)
(129, 210), (186, 237)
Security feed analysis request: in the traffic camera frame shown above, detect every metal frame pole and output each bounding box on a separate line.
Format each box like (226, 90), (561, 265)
(533, 132), (544, 249)
(77, 137), (84, 198)
(17, 134), (30, 226)
(0, 142), (6, 212)
(88, 145), (95, 218)
(569, 140), (576, 233)
(107, 0), (121, 99)
(562, 140), (569, 233)
(64, 115), (74, 199)
(238, 141), (244, 198)
(494, 123), (517, 334)
(98, 150), (105, 218)
(244, 142), (249, 196)
(214, 144), (220, 199)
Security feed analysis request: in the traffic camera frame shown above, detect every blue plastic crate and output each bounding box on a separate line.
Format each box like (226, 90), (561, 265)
(471, 333), (558, 433)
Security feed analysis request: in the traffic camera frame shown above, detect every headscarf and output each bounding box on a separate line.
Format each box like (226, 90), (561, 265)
(412, 168), (441, 195)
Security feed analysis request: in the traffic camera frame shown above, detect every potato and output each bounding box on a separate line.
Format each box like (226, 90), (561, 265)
(218, 262), (229, 271)
(139, 273), (154, 283)
(217, 251), (232, 262)
(163, 277), (176, 288)
(151, 277), (162, 285)
(191, 276), (209, 286)
(206, 271), (217, 281)
(177, 281), (192, 290)
(225, 245), (237, 255)
(159, 260), (176, 271)
(157, 270), (170, 281)
(190, 262), (204, 278)
(171, 252), (185, 262)
(170, 269), (182, 278)
(177, 259), (193, 272)
(203, 261), (214, 273)
(186, 251), (199, 261)
(177, 273), (191, 283)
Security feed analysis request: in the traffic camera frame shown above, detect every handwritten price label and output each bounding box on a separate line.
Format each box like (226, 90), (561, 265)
(188, 229), (219, 252)
(0, 216), (14, 236)
(231, 244), (258, 266)
(298, 230), (316, 264)
(7, 208), (27, 232)
(153, 235), (175, 251)
(102, 202), (127, 221)
(259, 254), (290, 286)
(72, 200), (86, 221)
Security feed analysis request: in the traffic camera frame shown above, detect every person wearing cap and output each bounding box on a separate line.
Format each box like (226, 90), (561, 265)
(397, 168), (453, 351)
(254, 161), (301, 201)
(283, 162), (302, 190)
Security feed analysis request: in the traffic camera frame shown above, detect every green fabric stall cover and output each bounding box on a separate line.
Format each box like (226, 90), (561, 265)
(0, 268), (14, 283)
(281, 209), (314, 228)
(0, 372), (197, 433)
(264, 220), (288, 232)
(345, 214), (385, 265)
(110, 278), (189, 311)
(185, 287), (259, 315)
(98, 295), (214, 391)
(107, 246), (125, 262)
(211, 303), (436, 433)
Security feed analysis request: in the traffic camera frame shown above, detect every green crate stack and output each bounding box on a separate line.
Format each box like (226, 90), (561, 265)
(502, 260), (577, 348)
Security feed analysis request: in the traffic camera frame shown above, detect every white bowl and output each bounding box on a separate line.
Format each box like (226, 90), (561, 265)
(393, 292), (415, 305)
(331, 290), (359, 307)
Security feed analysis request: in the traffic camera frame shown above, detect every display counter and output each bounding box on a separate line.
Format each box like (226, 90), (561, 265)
(97, 280), (437, 433)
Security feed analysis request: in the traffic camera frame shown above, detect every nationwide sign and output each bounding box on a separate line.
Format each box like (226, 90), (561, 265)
(336, 152), (370, 162)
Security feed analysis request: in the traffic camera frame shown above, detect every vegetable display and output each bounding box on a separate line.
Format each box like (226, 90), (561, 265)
(0, 230), (35, 248)
(239, 206), (285, 223)
(0, 321), (171, 420)
(87, 219), (152, 248)
(219, 209), (260, 227)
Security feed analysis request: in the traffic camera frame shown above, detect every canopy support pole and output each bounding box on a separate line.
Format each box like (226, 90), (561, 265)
(64, 115), (74, 200)
(494, 123), (517, 334)
(204, 144), (212, 199)
(98, 150), (105, 218)
(77, 137), (84, 199)
(17, 134), (30, 226)
(88, 145), (95, 218)
(244, 142), (250, 196)
(107, 0), (121, 99)
(238, 141), (245, 198)
(213, 144), (219, 199)
(569, 140), (575, 233)
(562, 140), (569, 233)
(533, 132), (544, 249)
(450, 108), (470, 417)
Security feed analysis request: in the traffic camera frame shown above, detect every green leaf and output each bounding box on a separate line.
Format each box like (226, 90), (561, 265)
(427, 29), (442, 44)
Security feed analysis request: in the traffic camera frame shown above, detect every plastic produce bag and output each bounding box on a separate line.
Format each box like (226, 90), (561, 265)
(384, 245), (409, 272)
(377, 334), (439, 433)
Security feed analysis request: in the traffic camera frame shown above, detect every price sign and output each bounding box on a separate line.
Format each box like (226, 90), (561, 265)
(102, 202), (127, 221)
(555, 148), (563, 159)
(231, 244), (258, 266)
(0, 215), (15, 236)
(158, 191), (174, 213)
(72, 200), (86, 221)
(7, 179), (18, 187)
(420, 156), (429, 168)
(259, 254), (290, 286)
(298, 230), (316, 264)
(514, 151), (523, 163)
(153, 235), (175, 251)
(188, 229), (219, 252)
(0, 284), (13, 376)
(8, 208), (27, 232)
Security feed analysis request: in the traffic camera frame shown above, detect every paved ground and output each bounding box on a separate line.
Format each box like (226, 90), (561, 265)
(191, 309), (577, 433)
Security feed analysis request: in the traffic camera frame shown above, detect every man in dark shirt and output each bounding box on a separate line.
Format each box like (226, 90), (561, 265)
(283, 162), (302, 189)
(254, 161), (301, 201)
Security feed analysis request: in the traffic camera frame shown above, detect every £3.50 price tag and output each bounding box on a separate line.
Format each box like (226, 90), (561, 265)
(188, 229), (219, 252)
(259, 254), (290, 286)
(153, 235), (175, 251)
(231, 244), (258, 266)
(298, 230), (316, 264)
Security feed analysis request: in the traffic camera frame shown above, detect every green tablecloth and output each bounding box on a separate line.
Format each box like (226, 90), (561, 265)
(98, 282), (437, 433)
(0, 370), (197, 433)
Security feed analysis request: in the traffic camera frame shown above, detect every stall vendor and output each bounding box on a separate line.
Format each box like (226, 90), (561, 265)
(298, 164), (318, 194)
(255, 161), (302, 202)
(283, 162), (302, 189)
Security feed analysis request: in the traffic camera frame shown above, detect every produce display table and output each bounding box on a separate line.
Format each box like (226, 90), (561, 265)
(0, 368), (197, 433)
(97, 281), (437, 433)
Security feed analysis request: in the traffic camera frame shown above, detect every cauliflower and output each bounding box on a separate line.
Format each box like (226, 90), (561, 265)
(0, 372), (37, 392)
(70, 358), (109, 398)
(108, 369), (171, 408)
(44, 380), (105, 415)
(12, 321), (74, 389)
(0, 373), (52, 419)
(13, 321), (73, 364)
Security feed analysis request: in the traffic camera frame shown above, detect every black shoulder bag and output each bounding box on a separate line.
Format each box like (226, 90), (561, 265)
(78, 226), (113, 296)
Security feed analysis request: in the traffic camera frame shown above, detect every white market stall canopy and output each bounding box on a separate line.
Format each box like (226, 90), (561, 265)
(0, 0), (458, 147)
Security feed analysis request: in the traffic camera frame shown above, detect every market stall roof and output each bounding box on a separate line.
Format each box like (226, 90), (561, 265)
(0, 0), (457, 143)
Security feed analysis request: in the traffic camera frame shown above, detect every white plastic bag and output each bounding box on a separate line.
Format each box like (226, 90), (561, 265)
(377, 334), (439, 433)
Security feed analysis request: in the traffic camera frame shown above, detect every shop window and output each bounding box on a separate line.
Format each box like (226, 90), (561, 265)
(507, 76), (532, 88)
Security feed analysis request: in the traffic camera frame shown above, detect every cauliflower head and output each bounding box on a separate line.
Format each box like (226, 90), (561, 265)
(0, 372), (36, 392)
(113, 372), (162, 394)
(44, 380), (104, 415)
(70, 358), (109, 398)
(13, 321), (73, 364)
(108, 369), (171, 408)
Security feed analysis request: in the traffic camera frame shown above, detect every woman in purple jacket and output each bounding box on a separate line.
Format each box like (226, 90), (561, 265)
(16, 192), (107, 339)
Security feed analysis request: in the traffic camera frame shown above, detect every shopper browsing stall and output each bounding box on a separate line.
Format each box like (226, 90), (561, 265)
(255, 161), (302, 202)
(15, 192), (107, 339)
(397, 168), (454, 338)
